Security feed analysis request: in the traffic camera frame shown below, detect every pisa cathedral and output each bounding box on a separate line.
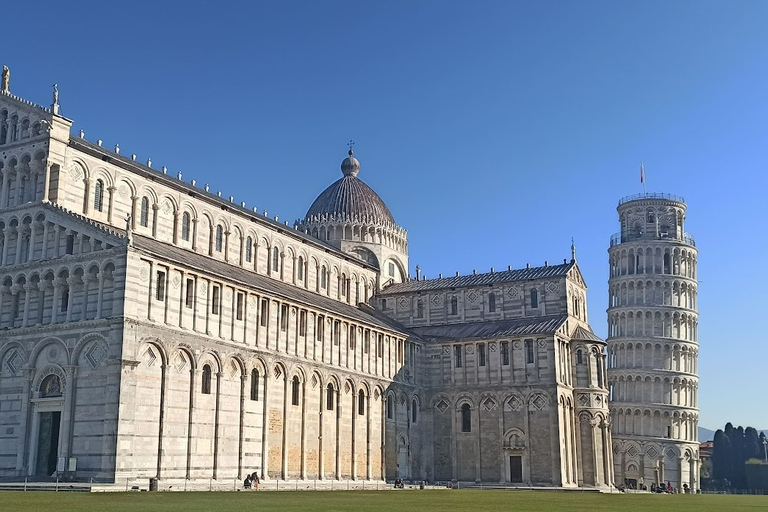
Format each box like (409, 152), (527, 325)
(0, 69), (651, 490)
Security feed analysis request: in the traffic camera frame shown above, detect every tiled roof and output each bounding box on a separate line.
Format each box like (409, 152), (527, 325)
(67, 137), (376, 270)
(571, 325), (603, 342)
(130, 235), (409, 335)
(381, 261), (575, 294)
(305, 175), (396, 226)
(408, 314), (568, 342)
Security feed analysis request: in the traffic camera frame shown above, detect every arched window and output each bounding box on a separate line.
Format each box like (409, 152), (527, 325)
(412, 399), (418, 423)
(530, 288), (538, 308)
(297, 256), (304, 280)
(291, 376), (300, 406)
(321, 266), (327, 289)
(93, 179), (104, 212)
(40, 374), (62, 398)
(215, 225), (223, 252)
(576, 349), (583, 364)
(488, 292), (496, 312)
(387, 398), (394, 419)
(450, 296), (458, 315)
(202, 364), (212, 395)
(326, 383), (334, 411)
(416, 299), (424, 318)
(272, 247), (280, 273)
(461, 403), (471, 432)
(245, 236), (253, 262)
(250, 369), (259, 401)
(140, 196), (150, 227)
(181, 212), (190, 241)
(358, 389), (365, 416)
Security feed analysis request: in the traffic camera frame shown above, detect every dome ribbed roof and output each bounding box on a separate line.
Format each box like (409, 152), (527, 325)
(304, 150), (396, 225)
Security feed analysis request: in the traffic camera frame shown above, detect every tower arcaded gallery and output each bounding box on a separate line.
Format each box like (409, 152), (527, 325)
(606, 193), (700, 491)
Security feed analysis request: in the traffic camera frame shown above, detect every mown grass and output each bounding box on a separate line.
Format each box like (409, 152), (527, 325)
(2, 489), (767, 512)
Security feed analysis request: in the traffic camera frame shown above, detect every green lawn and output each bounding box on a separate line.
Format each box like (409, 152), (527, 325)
(2, 490), (766, 512)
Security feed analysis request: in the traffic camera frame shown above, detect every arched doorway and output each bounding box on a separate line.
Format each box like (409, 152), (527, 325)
(31, 373), (65, 476)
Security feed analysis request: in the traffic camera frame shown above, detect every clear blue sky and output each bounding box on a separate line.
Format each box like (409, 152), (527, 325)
(5, 1), (767, 431)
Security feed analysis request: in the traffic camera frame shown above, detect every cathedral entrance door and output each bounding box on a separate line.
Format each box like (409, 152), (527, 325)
(35, 411), (61, 476)
(509, 456), (523, 483)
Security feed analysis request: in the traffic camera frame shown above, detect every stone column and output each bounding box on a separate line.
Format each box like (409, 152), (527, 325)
(172, 211), (180, 245)
(50, 280), (61, 324)
(65, 277), (78, 323)
(156, 363), (168, 479)
(27, 222), (37, 262)
(151, 204), (159, 238)
(42, 164), (52, 203)
(381, 394), (386, 480)
(82, 178), (91, 215)
(107, 186), (116, 224)
(0, 169), (9, 207)
(21, 283), (33, 327)
(260, 373), (269, 480)
(14, 226), (24, 264)
(282, 374), (289, 479)
(318, 384), (325, 480)
(146, 261), (155, 322)
(212, 372), (222, 479)
(335, 388), (341, 479)
(35, 281), (46, 325)
(366, 391), (372, 480)
(95, 272), (106, 319)
(41, 222), (49, 260)
(351, 389), (357, 480)
(300, 379), (307, 479)
(224, 231), (230, 263)
(191, 218), (198, 252)
(238, 374), (246, 479)
(129, 196), (138, 230)
(185, 368), (198, 480)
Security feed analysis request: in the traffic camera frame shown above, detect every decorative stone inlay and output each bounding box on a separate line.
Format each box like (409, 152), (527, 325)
(578, 394), (590, 406)
(273, 366), (282, 379)
(171, 275), (181, 289)
(646, 447), (659, 458)
(344, 382), (351, 394)
(68, 165), (83, 182)
(432, 295), (442, 306)
(225, 290), (232, 303)
(513, 341), (521, 349)
(5, 350), (23, 374)
(139, 266), (150, 281)
(507, 286), (519, 299)
(666, 450), (677, 461)
(118, 184), (130, 198)
(547, 281), (559, 294)
(161, 199), (172, 215)
(531, 393), (547, 410)
(173, 352), (187, 373)
(627, 445), (639, 457)
(482, 397), (496, 411)
(47, 346), (59, 362)
(489, 342), (497, 352)
(227, 360), (238, 380)
(538, 339), (546, 348)
(85, 343), (106, 369)
(310, 375), (318, 388)
(144, 347), (157, 367)
(467, 290), (478, 303)
(398, 297), (409, 309)
(506, 395), (523, 411)
(436, 400), (449, 413)
(443, 347), (450, 356)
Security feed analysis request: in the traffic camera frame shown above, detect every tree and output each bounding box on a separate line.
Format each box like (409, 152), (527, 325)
(712, 429), (731, 481)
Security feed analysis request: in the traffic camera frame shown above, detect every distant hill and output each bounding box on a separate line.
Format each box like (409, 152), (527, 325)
(699, 427), (715, 442)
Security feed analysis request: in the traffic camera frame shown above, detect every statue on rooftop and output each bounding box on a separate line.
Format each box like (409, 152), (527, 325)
(1, 66), (9, 93)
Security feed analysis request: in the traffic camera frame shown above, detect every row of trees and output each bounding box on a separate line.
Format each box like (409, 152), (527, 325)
(711, 423), (767, 489)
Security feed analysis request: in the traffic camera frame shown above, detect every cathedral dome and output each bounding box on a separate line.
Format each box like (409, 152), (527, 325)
(304, 149), (396, 225)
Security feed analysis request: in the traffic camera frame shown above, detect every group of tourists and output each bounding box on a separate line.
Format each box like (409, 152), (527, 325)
(243, 472), (260, 490)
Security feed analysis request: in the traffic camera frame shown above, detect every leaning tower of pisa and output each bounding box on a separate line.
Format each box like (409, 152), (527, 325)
(606, 193), (699, 492)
